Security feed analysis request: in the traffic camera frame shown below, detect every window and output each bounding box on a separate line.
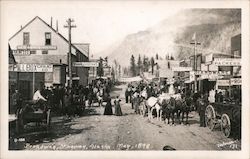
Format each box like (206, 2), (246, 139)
(42, 50), (48, 54)
(233, 50), (240, 57)
(23, 32), (30, 45)
(45, 32), (51, 45)
(30, 50), (36, 54)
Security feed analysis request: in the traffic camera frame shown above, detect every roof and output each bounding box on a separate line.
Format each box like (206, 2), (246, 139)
(9, 16), (87, 58)
(9, 44), (16, 64)
(73, 43), (89, 57)
(156, 60), (179, 78)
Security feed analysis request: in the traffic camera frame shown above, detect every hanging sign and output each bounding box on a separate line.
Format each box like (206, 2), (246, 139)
(172, 67), (192, 72)
(73, 62), (99, 67)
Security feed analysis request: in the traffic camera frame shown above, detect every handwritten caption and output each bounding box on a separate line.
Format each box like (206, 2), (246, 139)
(217, 140), (239, 150)
(25, 143), (151, 150)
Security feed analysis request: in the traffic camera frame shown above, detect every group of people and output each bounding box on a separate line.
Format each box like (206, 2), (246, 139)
(11, 78), (114, 117)
(124, 80), (241, 127)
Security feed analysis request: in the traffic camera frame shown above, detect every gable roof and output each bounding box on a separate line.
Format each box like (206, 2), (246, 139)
(73, 43), (89, 58)
(9, 44), (16, 64)
(9, 16), (87, 58)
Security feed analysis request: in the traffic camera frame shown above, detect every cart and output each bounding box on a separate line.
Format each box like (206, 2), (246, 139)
(205, 100), (241, 138)
(15, 100), (51, 134)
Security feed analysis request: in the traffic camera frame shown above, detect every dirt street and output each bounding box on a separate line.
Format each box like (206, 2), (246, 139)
(9, 84), (241, 151)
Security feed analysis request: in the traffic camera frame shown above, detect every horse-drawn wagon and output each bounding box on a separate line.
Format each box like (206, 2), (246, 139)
(205, 100), (241, 138)
(15, 100), (51, 134)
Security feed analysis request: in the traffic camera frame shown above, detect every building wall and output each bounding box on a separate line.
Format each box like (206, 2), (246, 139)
(231, 34), (241, 57)
(9, 17), (77, 57)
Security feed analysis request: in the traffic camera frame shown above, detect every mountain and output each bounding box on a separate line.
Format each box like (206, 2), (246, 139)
(101, 9), (241, 67)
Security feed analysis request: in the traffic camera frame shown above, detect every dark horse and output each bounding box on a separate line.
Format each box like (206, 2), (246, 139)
(162, 95), (192, 125)
(162, 97), (176, 124)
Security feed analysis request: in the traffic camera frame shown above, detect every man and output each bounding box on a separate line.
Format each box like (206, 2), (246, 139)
(33, 88), (47, 111)
(192, 91), (200, 111)
(133, 91), (140, 114)
(197, 94), (206, 127)
(12, 89), (22, 115)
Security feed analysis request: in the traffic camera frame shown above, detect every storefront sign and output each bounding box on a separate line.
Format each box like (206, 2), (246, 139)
(199, 74), (223, 80)
(205, 53), (213, 64)
(230, 78), (241, 85)
(11, 64), (53, 72)
(194, 70), (230, 76)
(17, 45), (57, 50)
(73, 62), (99, 67)
(12, 50), (30, 55)
(172, 67), (192, 72)
(217, 79), (230, 86)
(214, 58), (241, 66)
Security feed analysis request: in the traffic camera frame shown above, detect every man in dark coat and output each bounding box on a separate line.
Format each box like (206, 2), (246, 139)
(197, 94), (207, 127)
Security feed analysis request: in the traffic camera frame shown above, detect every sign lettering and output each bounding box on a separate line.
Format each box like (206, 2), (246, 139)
(214, 58), (241, 66)
(10, 64), (53, 72)
(17, 45), (57, 50)
(73, 62), (99, 67)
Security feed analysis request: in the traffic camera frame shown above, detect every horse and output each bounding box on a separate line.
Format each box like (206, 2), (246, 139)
(162, 96), (176, 125)
(146, 97), (162, 121)
(181, 96), (193, 125)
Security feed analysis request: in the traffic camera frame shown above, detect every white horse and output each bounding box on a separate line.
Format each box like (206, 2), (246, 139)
(146, 97), (162, 121)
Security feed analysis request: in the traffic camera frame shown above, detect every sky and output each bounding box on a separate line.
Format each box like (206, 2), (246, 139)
(1, 1), (182, 56)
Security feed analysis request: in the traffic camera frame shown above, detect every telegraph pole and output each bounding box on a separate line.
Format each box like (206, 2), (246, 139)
(64, 18), (76, 89)
(190, 33), (201, 93)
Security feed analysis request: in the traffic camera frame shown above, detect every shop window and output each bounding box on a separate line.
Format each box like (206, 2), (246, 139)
(45, 32), (51, 45)
(42, 50), (48, 54)
(30, 50), (36, 54)
(233, 50), (240, 57)
(23, 32), (30, 45)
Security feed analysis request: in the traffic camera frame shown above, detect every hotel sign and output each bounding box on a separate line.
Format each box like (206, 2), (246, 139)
(10, 64), (53, 72)
(12, 50), (30, 55)
(73, 62), (99, 67)
(17, 45), (57, 50)
(214, 58), (241, 66)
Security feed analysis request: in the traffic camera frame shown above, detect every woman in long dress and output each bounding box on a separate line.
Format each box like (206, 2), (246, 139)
(114, 96), (122, 116)
(104, 95), (113, 115)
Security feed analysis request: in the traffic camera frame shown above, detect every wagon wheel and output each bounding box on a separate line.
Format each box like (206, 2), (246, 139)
(46, 109), (51, 130)
(221, 114), (231, 138)
(205, 105), (216, 130)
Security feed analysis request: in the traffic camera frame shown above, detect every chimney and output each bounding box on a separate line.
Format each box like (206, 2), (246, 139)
(20, 25), (23, 29)
(56, 20), (58, 32)
(50, 17), (53, 27)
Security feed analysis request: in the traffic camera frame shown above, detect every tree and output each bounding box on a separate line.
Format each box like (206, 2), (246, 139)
(130, 55), (136, 77)
(143, 55), (148, 72)
(150, 57), (155, 75)
(137, 54), (142, 75)
(156, 53), (159, 60)
(97, 57), (104, 77)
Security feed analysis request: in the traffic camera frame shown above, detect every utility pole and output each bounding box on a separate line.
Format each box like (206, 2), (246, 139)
(190, 33), (201, 93)
(64, 18), (76, 89)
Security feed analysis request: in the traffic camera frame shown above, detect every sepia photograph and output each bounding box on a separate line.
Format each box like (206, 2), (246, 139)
(1, 0), (250, 159)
